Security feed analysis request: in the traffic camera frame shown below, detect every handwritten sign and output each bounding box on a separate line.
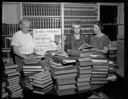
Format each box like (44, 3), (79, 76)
(33, 29), (61, 55)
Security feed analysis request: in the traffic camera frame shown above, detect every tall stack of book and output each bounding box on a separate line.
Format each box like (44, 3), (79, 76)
(2, 81), (9, 98)
(23, 58), (44, 75)
(50, 55), (77, 96)
(28, 71), (53, 95)
(90, 52), (109, 86)
(107, 60), (117, 81)
(4, 64), (23, 98)
(67, 49), (92, 91)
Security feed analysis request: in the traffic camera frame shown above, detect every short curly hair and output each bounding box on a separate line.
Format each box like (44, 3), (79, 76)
(95, 21), (104, 31)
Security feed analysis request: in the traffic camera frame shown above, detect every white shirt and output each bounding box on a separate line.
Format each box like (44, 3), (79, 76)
(11, 31), (35, 54)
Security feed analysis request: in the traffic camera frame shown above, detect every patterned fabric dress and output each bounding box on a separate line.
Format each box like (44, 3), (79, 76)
(90, 34), (110, 50)
(64, 33), (88, 52)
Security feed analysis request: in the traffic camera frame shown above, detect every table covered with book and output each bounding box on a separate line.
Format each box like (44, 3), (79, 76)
(19, 47), (117, 96)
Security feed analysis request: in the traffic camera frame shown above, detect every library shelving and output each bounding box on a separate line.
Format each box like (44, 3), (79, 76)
(63, 3), (99, 43)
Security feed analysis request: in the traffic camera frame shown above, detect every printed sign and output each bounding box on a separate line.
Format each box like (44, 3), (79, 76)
(33, 29), (61, 55)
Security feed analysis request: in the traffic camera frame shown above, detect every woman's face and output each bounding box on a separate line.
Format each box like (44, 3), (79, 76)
(21, 21), (31, 33)
(93, 24), (100, 34)
(73, 24), (80, 34)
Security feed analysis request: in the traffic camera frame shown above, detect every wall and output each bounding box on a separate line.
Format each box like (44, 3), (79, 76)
(2, 2), (20, 24)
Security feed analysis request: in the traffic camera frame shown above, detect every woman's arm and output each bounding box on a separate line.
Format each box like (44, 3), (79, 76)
(91, 47), (108, 53)
(13, 46), (32, 59)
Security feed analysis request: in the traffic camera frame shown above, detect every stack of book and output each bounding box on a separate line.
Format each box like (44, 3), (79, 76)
(67, 49), (92, 91)
(107, 60), (117, 81)
(28, 71), (53, 95)
(50, 56), (77, 96)
(4, 63), (23, 98)
(23, 58), (44, 75)
(90, 52), (109, 86)
(2, 81), (9, 98)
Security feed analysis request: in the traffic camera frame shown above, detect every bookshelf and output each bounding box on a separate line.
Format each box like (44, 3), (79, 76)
(22, 3), (61, 29)
(63, 3), (99, 44)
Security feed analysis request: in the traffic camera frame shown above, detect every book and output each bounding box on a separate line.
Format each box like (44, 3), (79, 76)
(5, 69), (17, 74)
(79, 66), (92, 70)
(23, 68), (44, 72)
(57, 78), (76, 85)
(67, 49), (91, 58)
(78, 77), (90, 82)
(32, 75), (51, 82)
(78, 61), (93, 66)
(79, 74), (92, 78)
(78, 85), (91, 90)
(31, 71), (50, 79)
(91, 59), (108, 63)
(51, 68), (77, 75)
(7, 71), (19, 77)
(58, 84), (76, 90)
(2, 92), (8, 98)
(52, 55), (76, 64)
(91, 81), (107, 85)
(57, 89), (75, 96)
(33, 77), (52, 85)
(77, 82), (90, 87)
(70, 56), (91, 62)
(91, 74), (107, 78)
(92, 71), (108, 75)
(93, 65), (109, 69)
(4, 64), (18, 69)
(79, 69), (92, 74)
(23, 65), (42, 68)
(53, 73), (77, 79)
(92, 68), (108, 72)
(91, 77), (107, 81)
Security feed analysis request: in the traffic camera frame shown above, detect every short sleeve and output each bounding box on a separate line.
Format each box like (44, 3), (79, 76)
(11, 33), (20, 47)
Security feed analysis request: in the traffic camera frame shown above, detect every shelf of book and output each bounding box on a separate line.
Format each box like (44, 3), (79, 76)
(63, 3), (98, 42)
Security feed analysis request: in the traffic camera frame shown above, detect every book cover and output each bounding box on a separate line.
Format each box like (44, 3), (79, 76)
(67, 49), (91, 58)
(7, 71), (19, 77)
(78, 77), (90, 82)
(53, 73), (77, 79)
(52, 55), (76, 64)
(79, 69), (92, 74)
(91, 77), (107, 81)
(58, 84), (76, 90)
(78, 85), (91, 90)
(23, 65), (42, 69)
(57, 89), (75, 96)
(4, 64), (18, 69)
(79, 73), (92, 78)
(23, 68), (44, 72)
(77, 82), (90, 87)
(57, 78), (76, 85)
(5, 69), (16, 74)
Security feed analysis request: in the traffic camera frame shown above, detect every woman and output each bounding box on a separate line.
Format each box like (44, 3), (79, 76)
(11, 19), (35, 72)
(90, 21), (110, 54)
(64, 22), (88, 52)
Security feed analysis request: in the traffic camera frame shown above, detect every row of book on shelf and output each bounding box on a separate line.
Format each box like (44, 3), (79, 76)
(64, 9), (97, 16)
(25, 17), (61, 29)
(2, 48), (117, 97)
(2, 24), (19, 36)
(23, 4), (61, 16)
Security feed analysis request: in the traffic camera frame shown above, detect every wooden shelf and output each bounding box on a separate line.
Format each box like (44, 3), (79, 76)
(64, 16), (97, 18)
(23, 16), (61, 18)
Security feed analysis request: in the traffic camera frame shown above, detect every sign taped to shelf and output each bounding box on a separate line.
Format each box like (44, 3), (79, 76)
(33, 29), (62, 55)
